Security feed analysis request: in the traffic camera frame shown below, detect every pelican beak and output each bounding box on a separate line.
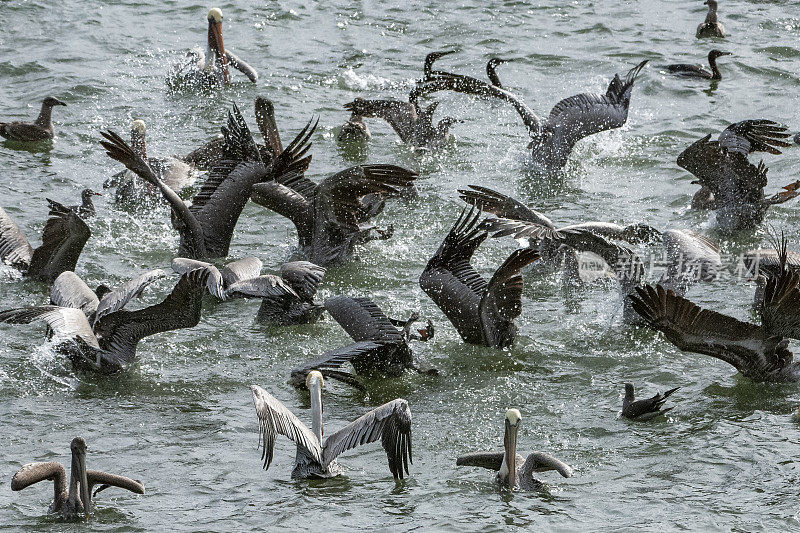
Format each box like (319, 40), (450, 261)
(78, 450), (90, 520)
(208, 17), (229, 83)
(528, 452), (573, 478)
(504, 418), (519, 490)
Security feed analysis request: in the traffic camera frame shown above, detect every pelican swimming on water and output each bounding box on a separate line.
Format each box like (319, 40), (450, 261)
(697, 0), (726, 38)
(667, 50), (731, 80)
(0, 97), (66, 142)
(456, 409), (573, 491)
(622, 383), (679, 421)
(251, 371), (412, 479)
(0, 197), (91, 283)
(168, 8), (258, 89)
(11, 437), (144, 520)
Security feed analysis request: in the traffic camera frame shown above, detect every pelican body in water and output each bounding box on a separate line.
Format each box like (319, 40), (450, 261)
(622, 383), (679, 421)
(0, 97), (66, 142)
(697, 0), (726, 38)
(667, 50), (731, 80)
(251, 371), (412, 479)
(168, 8), (257, 90)
(11, 437), (144, 520)
(456, 409), (573, 491)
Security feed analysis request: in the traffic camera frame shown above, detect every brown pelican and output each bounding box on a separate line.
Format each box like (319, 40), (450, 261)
(172, 257), (325, 325)
(697, 0), (726, 38)
(105, 120), (198, 206)
(341, 98), (461, 150)
(0, 198), (90, 283)
(168, 8), (258, 89)
(0, 268), (209, 373)
(622, 383), (679, 420)
(667, 50), (731, 80)
(290, 295), (434, 389)
(630, 240), (800, 382)
(251, 372), (412, 479)
(250, 157), (417, 267)
(0, 97), (66, 142)
(420, 208), (540, 348)
(11, 437), (144, 520)
(101, 104), (316, 260)
(67, 189), (102, 218)
(678, 120), (798, 231)
(456, 409), (573, 490)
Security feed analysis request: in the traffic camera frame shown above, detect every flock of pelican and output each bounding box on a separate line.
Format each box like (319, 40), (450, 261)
(2, 1), (800, 522)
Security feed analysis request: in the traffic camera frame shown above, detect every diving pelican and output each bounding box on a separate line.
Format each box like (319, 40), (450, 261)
(290, 295), (434, 389)
(168, 8), (257, 89)
(622, 383), (679, 420)
(0, 97), (66, 142)
(678, 120), (798, 231)
(251, 371), (412, 479)
(11, 437), (144, 520)
(456, 409), (573, 490)
(697, 0), (726, 38)
(172, 257), (326, 325)
(0, 268), (209, 373)
(0, 197), (90, 283)
(420, 207), (541, 348)
(667, 50), (731, 80)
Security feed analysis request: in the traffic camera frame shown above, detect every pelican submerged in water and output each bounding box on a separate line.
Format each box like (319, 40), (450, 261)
(456, 409), (573, 491)
(11, 437), (144, 520)
(168, 8), (258, 90)
(251, 371), (412, 479)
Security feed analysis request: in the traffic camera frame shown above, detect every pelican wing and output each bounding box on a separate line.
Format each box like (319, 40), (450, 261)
(94, 269), (167, 323)
(455, 451), (504, 471)
(250, 178), (314, 243)
(324, 296), (402, 343)
(717, 120), (790, 155)
(0, 305), (99, 349)
(221, 257), (263, 287)
(743, 249), (800, 278)
(0, 207), (33, 269)
(171, 258), (224, 298)
(280, 261), (325, 301)
(86, 470), (145, 496)
(254, 97), (282, 157)
(458, 185), (554, 227)
(26, 200), (91, 282)
(50, 271), (99, 315)
(92, 268), (209, 367)
(11, 462), (66, 492)
(251, 384), (322, 470)
(658, 229), (721, 295)
(482, 217), (563, 242)
(322, 399), (412, 479)
(630, 285), (782, 375)
(348, 99), (417, 143)
(225, 274), (298, 300)
(289, 340), (387, 388)
(761, 269), (800, 341)
(480, 248), (540, 324)
(225, 51), (258, 82)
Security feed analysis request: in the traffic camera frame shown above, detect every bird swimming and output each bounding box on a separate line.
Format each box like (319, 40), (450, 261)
(420, 207), (540, 348)
(0, 198), (91, 283)
(251, 372), (412, 479)
(67, 189), (102, 218)
(168, 8), (257, 90)
(172, 257), (326, 325)
(290, 295), (434, 390)
(667, 50), (731, 80)
(621, 383), (679, 421)
(0, 97), (66, 142)
(697, 0), (726, 38)
(11, 436), (144, 520)
(456, 409), (573, 491)
(0, 267), (209, 373)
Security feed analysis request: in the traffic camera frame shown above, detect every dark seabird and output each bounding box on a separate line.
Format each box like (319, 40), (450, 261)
(697, 0), (726, 38)
(11, 437), (144, 520)
(678, 120), (798, 231)
(67, 189), (102, 218)
(486, 58), (510, 88)
(252, 374), (412, 479)
(172, 257), (326, 325)
(167, 8), (257, 89)
(0, 198), (90, 283)
(422, 50), (457, 80)
(667, 50), (731, 80)
(0, 268), (209, 373)
(290, 295), (434, 390)
(0, 97), (66, 142)
(456, 409), (573, 491)
(420, 207), (540, 348)
(101, 104), (315, 260)
(622, 383), (679, 420)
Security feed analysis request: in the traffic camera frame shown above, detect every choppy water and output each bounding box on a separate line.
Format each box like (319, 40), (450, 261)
(2, 0), (800, 530)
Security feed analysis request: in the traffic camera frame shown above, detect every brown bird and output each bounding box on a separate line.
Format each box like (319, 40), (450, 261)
(0, 97), (67, 142)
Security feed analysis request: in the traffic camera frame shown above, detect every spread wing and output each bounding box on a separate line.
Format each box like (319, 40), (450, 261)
(0, 206), (33, 269)
(658, 229), (721, 295)
(324, 296), (402, 343)
(0, 305), (99, 349)
(479, 248), (541, 327)
(86, 471), (145, 497)
(171, 258), (224, 299)
(250, 174), (315, 243)
(717, 120), (790, 155)
(27, 200), (91, 282)
(455, 451), (504, 471)
(11, 462), (66, 492)
(289, 341), (387, 389)
(458, 185), (554, 227)
(760, 240), (800, 340)
(254, 97), (282, 157)
(225, 50), (258, 82)
(225, 274), (298, 301)
(321, 399), (412, 479)
(221, 257), (263, 287)
(50, 271), (99, 315)
(94, 269), (168, 323)
(250, 384), (322, 470)
(280, 261), (325, 301)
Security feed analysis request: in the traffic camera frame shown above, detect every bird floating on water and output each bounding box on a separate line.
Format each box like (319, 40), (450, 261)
(0, 97), (66, 142)
(667, 50), (731, 80)
(11, 437), (144, 520)
(456, 409), (573, 491)
(251, 372), (412, 479)
(697, 0), (726, 38)
(621, 383), (679, 421)
(66, 189), (101, 219)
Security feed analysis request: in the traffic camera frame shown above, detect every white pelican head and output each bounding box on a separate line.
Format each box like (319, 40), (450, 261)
(131, 119), (146, 135)
(207, 8), (223, 22)
(505, 408), (521, 426)
(306, 370), (324, 390)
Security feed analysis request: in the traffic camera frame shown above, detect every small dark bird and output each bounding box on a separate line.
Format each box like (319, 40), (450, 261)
(622, 383), (679, 420)
(0, 97), (67, 142)
(68, 189), (102, 218)
(697, 0), (725, 38)
(667, 50), (731, 80)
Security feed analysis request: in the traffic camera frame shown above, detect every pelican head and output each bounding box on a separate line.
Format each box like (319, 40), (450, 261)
(306, 370), (324, 390)
(343, 97), (372, 117)
(206, 7), (229, 82)
(95, 284), (112, 300)
(131, 119), (146, 135)
(130, 119), (147, 157)
(70, 437), (90, 520)
(503, 409), (521, 489)
(207, 7), (223, 22)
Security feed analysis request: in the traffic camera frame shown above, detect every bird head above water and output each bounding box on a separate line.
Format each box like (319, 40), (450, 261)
(709, 49), (731, 61)
(42, 96), (67, 108)
(306, 370), (324, 390)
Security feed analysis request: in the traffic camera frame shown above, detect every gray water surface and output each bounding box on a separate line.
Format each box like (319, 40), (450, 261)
(2, 1), (800, 531)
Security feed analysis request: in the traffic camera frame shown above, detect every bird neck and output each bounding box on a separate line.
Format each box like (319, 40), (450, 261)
(708, 56), (722, 80)
(35, 103), (54, 128)
(705, 4), (718, 23)
(309, 382), (324, 444)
